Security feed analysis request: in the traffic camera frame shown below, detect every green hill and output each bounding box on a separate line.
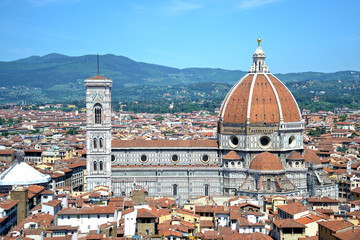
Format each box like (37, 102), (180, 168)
(0, 53), (359, 112)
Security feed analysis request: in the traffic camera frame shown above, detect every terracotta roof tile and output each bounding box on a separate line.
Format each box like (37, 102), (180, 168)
(112, 139), (218, 148)
(332, 229), (360, 240)
(318, 220), (353, 232)
(137, 208), (158, 218)
(304, 149), (322, 165)
(86, 74), (110, 80)
(273, 218), (306, 228)
(295, 214), (322, 225)
(307, 197), (338, 203)
(0, 199), (19, 210)
(277, 202), (307, 215)
(58, 205), (115, 215)
(200, 220), (215, 228)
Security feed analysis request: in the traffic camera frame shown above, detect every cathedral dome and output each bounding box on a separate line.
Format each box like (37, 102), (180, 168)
(220, 73), (301, 124)
(219, 39), (301, 125)
(249, 152), (284, 171)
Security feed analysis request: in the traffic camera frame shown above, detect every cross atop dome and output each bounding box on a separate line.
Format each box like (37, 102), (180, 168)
(249, 37), (269, 73)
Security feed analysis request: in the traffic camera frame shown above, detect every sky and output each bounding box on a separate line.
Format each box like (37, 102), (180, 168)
(0, 0), (359, 73)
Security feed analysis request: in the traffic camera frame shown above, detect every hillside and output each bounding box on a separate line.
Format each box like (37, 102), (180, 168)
(0, 53), (359, 112)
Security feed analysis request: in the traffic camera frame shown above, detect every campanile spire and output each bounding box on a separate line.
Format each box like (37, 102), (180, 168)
(249, 37), (269, 73)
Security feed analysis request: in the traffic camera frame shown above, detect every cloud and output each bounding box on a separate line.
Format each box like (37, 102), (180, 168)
(238, 0), (282, 10)
(162, 0), (204, 15)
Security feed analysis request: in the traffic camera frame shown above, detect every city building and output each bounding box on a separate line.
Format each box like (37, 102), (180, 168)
(0, 199), (19, 236)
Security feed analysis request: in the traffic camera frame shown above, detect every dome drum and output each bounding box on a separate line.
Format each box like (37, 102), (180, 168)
(248, 169), (286, 174)
(220, 131), (303, 152)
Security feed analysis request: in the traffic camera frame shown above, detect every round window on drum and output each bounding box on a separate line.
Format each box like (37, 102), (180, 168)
(201, 154), (209, 163)
(140, 154), (148, 163)
(171, 154), (179, 163)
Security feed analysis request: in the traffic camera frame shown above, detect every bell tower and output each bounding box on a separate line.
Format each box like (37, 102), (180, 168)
(85, 63), (112, 191)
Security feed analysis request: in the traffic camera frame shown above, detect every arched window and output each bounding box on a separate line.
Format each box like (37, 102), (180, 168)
(93, 138), (98, 150)
(99, 161), (103, 172)
(205, 184), (209, 196)
(94, 104), (103, 124)
(173, 184), (178, 196)
(267, 179), (271, 191)
(99, 138), (103, 149)
(93, 161), (97, 171)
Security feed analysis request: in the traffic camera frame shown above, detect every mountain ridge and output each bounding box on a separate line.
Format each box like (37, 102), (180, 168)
(0, 53), (359, 112)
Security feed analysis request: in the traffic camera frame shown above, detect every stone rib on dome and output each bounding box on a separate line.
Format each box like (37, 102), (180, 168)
(219, 74), (253, 124)
(267, 75), (301, 122)
(249, 152), (284, 171)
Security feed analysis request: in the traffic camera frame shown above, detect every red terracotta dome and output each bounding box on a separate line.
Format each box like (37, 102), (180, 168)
(249, 152), (284, 171)
(287, 151), (305, 160)
(220, 73), (301, 124)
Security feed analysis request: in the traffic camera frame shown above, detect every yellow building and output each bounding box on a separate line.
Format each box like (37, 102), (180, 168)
(36, 163), (54, 171)
(351, 187), (360, 200)
(158, 208), (201, 233)
(271, 218), (306, 240)
(264, 196), (287, 213)
(318, 220), (354, 240)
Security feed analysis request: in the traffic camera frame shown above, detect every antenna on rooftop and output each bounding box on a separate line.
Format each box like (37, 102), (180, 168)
(97, 54), (100, 75)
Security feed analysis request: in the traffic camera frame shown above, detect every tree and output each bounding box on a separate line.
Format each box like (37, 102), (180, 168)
(67, 128), (78, 135)
(339, 115), (348, 122)
(307, 127), (326, 137)
(336, 146), (348, 153)
(349, 132), (359, 138)
(153, 116), (164, 121)
(7, 118), (14, 126)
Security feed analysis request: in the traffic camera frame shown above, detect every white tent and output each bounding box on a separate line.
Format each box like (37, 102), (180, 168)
(0, 161), (50, 186)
